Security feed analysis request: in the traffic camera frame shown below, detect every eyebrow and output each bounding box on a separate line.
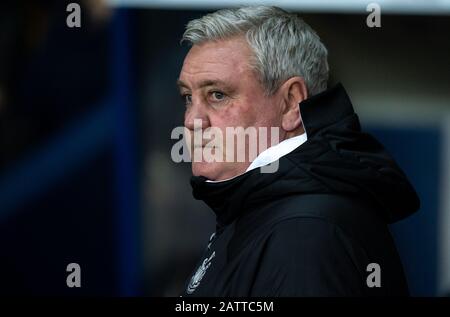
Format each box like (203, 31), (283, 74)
(176, 79), (231, 90)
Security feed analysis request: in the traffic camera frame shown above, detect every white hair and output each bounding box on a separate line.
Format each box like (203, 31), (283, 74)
(181, 6), (329, 96)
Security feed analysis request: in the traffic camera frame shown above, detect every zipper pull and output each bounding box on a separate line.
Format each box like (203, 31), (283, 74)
(207, 232), (216, 250)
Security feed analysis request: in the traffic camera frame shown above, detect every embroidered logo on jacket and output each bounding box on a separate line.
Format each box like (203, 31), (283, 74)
(186, 251), (216, 294)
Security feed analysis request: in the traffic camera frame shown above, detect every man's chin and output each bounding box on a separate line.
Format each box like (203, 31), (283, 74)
(192, 161), (250, 182)
(191, 162), (221, 181)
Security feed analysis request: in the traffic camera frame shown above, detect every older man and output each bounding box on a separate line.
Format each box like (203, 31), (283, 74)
(177, 6), (419, 296)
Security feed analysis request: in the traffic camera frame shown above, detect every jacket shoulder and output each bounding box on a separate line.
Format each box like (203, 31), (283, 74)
(247, 194), (409, 296)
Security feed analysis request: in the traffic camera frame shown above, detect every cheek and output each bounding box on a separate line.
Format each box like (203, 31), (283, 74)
(256, 100), (282, 127)
(209, 107), (242, 129)
(220, 102), (260, 128)
(209, 92), (275, 130)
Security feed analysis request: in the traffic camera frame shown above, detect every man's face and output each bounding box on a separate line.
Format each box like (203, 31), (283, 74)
(178, 36), (284, 181)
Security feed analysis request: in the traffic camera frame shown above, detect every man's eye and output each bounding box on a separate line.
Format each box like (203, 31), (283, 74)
(211, 91), (225, 101)
(181, 94), (192, 105)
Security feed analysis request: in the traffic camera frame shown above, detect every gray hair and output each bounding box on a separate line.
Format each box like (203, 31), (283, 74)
(181, 6), (329, 96)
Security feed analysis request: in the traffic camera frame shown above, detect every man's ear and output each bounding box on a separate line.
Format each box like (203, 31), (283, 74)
(279, 76), (308, 132)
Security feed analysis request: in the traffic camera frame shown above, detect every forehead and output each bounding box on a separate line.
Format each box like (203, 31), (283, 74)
(179, 37), (254, 86)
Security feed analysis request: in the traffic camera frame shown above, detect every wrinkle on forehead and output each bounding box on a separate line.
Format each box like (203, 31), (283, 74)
(179, 37), (254, 85)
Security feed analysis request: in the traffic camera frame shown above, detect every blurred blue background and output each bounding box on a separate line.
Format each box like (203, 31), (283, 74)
(0, 0), (449, 296)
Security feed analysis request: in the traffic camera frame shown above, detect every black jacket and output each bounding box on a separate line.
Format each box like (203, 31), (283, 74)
(183, 84), (420, 297)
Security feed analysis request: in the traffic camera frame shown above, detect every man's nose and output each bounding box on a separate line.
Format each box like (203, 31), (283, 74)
(184, 102), (210, 131)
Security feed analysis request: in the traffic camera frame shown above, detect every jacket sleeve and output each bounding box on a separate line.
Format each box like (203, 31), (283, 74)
(249, 217), (367, 296)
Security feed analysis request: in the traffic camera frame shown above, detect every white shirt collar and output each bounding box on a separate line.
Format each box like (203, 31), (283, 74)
(205, 132), (308, 183)
(245, 132), (307, 172)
